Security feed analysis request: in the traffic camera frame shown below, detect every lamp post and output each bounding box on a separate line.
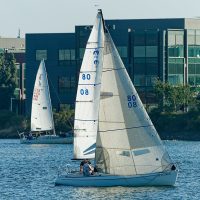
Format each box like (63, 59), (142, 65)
(10, 97), (15, 112)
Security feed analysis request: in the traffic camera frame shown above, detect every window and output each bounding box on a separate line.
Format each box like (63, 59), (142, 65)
(168, 74), (183, 85)
(146, 46), (157, 57)
(36, 50), (47, 60)
(134, 46), (145, 57)
(117, 46), (128, 58)
(146, 75), (157, 86)
(187, 30), (195, 45)
(59, 49), (75, 65)
(59, 49), (75, 61)
(134, 75), (145, 86)
(168, 46), (184, 57)
(188, 46), (200, 57)
(58, 76), (76, 93)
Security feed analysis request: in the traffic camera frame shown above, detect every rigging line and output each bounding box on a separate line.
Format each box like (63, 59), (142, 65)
(102, 67), (125, 72)
(76, 100), (93, 103)
(85, 45), (104, 48)
(99, 120), (124, 123)
(80, 70), (97, 73)
(78, 83), (101, 86)
(75, 119), (98, 122)
(98, 124), (154, 133)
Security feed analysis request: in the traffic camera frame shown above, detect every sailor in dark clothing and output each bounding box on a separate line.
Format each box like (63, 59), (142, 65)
(80, 159), (91, 173)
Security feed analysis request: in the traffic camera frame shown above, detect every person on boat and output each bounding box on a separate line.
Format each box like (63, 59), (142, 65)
(82, 159), (94, 176)
(80, 159), (92, 172)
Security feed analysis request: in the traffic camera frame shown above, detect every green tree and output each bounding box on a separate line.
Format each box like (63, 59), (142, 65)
(0, 52), (17, 109)
(154, 80), (195, 112)
(53, 106), (74, 133)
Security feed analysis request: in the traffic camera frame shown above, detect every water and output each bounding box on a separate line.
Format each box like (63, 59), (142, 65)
(0, 140), (200, 200)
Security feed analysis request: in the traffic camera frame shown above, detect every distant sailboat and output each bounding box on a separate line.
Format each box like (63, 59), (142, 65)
(19, 60), (73, 144)
(55, 10), (177, 186)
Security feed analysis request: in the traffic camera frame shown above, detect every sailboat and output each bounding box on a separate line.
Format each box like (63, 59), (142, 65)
(55, 10), (178, 186)
(19, 60), (73, 144)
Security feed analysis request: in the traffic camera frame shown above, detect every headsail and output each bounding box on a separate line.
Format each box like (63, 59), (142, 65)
(95, 31), (172, 176)
(73, 10), (104, 159)
(31, 60), (55, 133)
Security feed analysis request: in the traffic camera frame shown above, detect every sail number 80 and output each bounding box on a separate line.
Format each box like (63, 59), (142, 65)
(127, 95), (137, 108)
(82, 73), (91, 80)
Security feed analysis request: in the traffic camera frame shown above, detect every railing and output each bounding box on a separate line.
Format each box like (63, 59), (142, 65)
(57, 164), (80, 176)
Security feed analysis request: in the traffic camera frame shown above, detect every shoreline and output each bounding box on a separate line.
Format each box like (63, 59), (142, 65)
(0, 131), (200, 141)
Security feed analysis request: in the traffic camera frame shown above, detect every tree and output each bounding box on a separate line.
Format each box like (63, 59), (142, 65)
(0, 52), (17, 109)
(53, 106), (74, 133)
(154, 80), (195, 112)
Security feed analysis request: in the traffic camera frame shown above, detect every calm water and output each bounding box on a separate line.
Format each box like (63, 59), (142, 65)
(0, 140), (200, 200)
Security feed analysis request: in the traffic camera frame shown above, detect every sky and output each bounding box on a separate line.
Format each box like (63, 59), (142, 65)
(1, 0), (200, 38)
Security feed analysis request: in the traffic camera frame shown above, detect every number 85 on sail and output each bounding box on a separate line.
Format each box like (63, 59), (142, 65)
(127, 95), (137, 108)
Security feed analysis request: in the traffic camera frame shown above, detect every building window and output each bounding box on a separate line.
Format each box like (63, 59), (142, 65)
(59, 49), (75, 65)
(58, 76), (76, 93)
(134, 75), (145, 86)
(146, 46), (157, 57)
(187, 30), (195, 45)
(168, 46), (184, 57)
(117, 46), (128, 58)
(168, 75), (183, 85)
(134, 46), (145, 57)
(59, 49), (75, 60)
(188, 46), (200, 57)
(36, 50), (47, 61)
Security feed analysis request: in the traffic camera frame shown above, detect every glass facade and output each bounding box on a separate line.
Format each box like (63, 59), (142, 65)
(188, 30), (200, 86)
(58, 76), (76, 93)
(167, 30), (184, 85)
(36, 50), (47, 60)
(59, 49), (75, 65)
(26, 19), (200, 112)
(131, 30), (159, 104)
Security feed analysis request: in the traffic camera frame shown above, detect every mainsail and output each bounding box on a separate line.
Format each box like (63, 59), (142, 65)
(95, 31), (172, 176)
(31, 60), (55, 133)
(73, 10), (104, 159)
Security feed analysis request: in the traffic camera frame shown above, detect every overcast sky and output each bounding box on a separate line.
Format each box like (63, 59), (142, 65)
(1, 0), (200, 38)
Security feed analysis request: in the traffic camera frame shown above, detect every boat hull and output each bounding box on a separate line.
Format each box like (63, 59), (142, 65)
(55, 170), (178, 187)
(20, 135), (73, 144)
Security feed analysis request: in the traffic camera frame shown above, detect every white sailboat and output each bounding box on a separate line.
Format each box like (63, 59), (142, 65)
(19, 60), (73, 144)
(55, 10), (178, 186)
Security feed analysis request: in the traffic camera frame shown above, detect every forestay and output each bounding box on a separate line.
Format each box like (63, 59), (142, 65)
(73, 10), (104, 159)
(31, 60), (54, 133)
(95, 31), (172, 176)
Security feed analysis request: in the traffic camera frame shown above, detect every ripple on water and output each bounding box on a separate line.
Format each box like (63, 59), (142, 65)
(0, 140), (200, 200)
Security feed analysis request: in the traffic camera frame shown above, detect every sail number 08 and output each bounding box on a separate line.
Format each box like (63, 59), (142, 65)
(80, 89), (89, 95)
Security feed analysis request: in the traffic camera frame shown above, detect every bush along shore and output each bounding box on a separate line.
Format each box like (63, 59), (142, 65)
(0, 108), (74, 139)
(0, 108), (200, 140)
(149, 108), (200, 141)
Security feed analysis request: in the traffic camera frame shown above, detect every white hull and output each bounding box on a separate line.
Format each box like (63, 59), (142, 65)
(20, 135), (73, 144)
(55, 170), (178, 187)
